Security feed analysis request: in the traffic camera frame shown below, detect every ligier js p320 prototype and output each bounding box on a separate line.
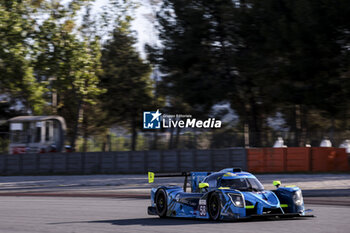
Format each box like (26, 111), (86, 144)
(147, 168), (314, 221)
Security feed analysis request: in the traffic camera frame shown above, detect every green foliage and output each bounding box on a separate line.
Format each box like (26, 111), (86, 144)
(35, 2), (103, 103)
(0, 0), (46, 114)
(154, 0), (232, 110)
(0, 0), (155, 151)
(3, 0), (349, 150)
(100, 19), (153, 150)
(240, 0), (350, 145)
(153, 0), (350, 147)
(31, 1), (105, 149)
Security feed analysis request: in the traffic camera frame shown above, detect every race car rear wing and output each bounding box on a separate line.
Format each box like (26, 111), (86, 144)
(148, 172), (190, 191)
(148, 171), (211, 192)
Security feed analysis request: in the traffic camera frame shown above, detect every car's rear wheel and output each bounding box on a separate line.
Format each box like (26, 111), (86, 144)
(155, 189), (167, 218)
(208, 193), (221, 220)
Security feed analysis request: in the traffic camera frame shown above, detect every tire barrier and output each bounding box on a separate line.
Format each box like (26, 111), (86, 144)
(311, 147), (349, 172)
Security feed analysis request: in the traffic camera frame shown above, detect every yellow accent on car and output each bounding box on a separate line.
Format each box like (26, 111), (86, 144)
(245, 205), (254, 209)
(273, 180), (281, 187)
(223, 172), (236, 177)
(199, 182), (209, 189)
(218, 187), (230, 189)
(148, 172), (154, 183)
(280, 204), (288, 208)
(223, 172), (232, 177)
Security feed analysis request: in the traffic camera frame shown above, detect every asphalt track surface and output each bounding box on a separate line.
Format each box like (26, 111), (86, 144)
(0, 196), (349, 233)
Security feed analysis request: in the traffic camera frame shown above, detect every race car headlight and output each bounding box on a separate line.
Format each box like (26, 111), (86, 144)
(293, 190), (304, 206)
(228, 193), (244, 208)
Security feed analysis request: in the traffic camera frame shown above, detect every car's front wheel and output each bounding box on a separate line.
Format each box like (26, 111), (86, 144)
(208, 193), (221, 220)
(155, 189), (167, 218)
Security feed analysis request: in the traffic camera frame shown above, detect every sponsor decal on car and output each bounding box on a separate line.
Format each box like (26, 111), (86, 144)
(199, 199), (207, 216)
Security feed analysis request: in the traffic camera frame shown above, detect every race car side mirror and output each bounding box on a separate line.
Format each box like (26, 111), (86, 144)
(199, 182), (209, 189)
(273, 180), (281, 188)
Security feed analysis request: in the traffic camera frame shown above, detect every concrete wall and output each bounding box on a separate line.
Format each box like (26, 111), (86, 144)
(0, 148), (247, 175)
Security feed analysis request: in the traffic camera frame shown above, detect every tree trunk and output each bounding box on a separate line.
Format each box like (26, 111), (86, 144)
(107, 134), (111, 152)
(131, 116), (137, 151)
(82, 104), (88, 153)
(52, 90), (57, 114)
(248, 98), (261, 147)
(330, 116), (335, 143)
(174, 127), (181, 149)
(168, 127), (174, 149)
(152, 131), (158, 150)
(82, 130), (88, 152)
(259, 112), (267, 147)
(290, 104), (301, 147)
(102, 141), (106, 152)
(300, 107), (308, 147)
(102, 134), (111, 152)
(70, 99), (82, 151)
(294, 104), (306, 147)
(244, 122), (249, 148)
(193, 129), (197, 149)
(243, 102), (250, 148)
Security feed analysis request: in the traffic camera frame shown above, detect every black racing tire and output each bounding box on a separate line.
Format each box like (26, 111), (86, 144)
(155, 189), (167, 218)
(208, 193), (221, 221)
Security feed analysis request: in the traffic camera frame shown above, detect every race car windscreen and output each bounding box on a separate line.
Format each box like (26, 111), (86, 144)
(220, 177), (264, 191)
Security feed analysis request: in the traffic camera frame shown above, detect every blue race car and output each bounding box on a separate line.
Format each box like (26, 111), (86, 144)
(147, 168), (314, 220)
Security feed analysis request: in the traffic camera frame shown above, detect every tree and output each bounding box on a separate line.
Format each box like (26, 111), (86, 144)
(242, 0), (350, 146)
(33, 0), (104, 150)
(154, 0), (350, 147)
(155, 0), (232, 109)
(100, 23), (153, 151)
(0, 0), (46, 114)
(154, 0), (274, 146)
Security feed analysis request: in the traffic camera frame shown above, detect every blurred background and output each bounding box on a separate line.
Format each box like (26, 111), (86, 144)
(1, 0), (350, 153)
